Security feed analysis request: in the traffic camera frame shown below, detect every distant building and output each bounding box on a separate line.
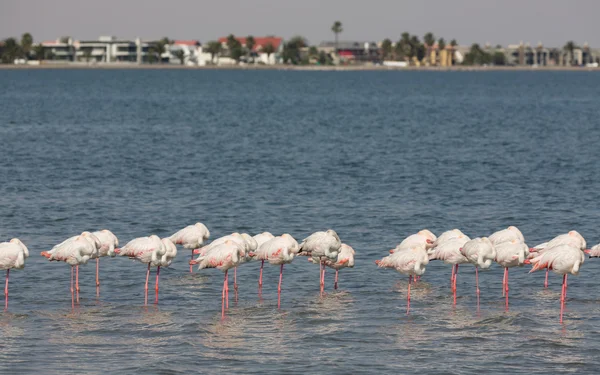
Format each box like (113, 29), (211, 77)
(504, 42), (599, 66)
(199, 36), (283, 65)
(168, 40), (202, 65)
(39, 36), (158, 63)
(318, 41), (379, 63)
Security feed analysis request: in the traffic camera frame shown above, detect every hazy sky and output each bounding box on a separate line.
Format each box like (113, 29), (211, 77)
(1, 0), (598, 46)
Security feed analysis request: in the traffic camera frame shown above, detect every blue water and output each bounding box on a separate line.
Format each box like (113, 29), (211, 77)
(0, 69), (599, 374)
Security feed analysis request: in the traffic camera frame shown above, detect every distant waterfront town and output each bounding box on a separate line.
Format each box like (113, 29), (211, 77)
(1, 22), (599, 68)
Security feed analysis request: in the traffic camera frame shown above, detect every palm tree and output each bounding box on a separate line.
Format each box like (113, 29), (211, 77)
(262, 42), (276, 64)
(174, 49), (185, 65)
(449, 39), (458, 65)
(437, 38), (446, 51)
(1, 38), (21, 63)
(331, 21), (343, 53)
(206, 41), (222, 64)
(246, 35), (256, 63)
(21, 33), (33, 59)
(381, 38), (392, 60)
(563, 41), (577, 66)
(226, 34), (243, 64)
(423, 32), (435, 65)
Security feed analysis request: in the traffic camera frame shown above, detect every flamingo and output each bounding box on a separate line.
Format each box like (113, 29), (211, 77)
(322, 243), (355, 290)
(460, 237), (496, 309)
(255, 234), (299, 307)
(494, 239), (529, 310)
(389, 229), (437, 254)
(115, 235), (166, 305)
(41, 232), (100, 307)
(528, 244), (584, 323)
(528, 231), (587, 288)
(431, 229), (467, 248)
(153, 238), (177, 304)
(298, 229), (342, 295)
(0, 239), (29, 310)
(190, 240), (245, 319)
(169, 222), (210, 273)
(586, 243), (600, 257)
(376, 244), (428, 313)
(91, 229), (118, 293)
(428, 233), (470, 304)
(488, 226), (525, 245)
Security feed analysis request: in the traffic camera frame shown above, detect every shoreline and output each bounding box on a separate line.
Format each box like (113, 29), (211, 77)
(0, 63), (598, 72)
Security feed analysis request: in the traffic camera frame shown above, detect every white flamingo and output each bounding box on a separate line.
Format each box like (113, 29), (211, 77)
(91, 229), (119, 290)
(494, 239), (529, 309)
(322, 243), (355, 290)
(376, 244), (429, 313)
(298, 229), (342, 295)
(528, 244), (585, 323)
(488, 226), (525, 246)
(428, 233), (470, 304)
(41, 232), (100, 306)
(190, 240), (245, 319)
(255, 234), (299, 307)
(115, 235), (166, 305)
(586, 243), (600, 257)
(169, 222), (210, 273)
(0, 239), (29, 310)
(460, 237), (496, 309)
(528, 231), (587, 288)
(390, 229), (437, 254)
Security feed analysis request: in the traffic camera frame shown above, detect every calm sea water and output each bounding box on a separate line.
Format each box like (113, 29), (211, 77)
(1, 69), (600, 374)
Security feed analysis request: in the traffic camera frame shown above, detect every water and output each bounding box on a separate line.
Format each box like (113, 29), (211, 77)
(0, 69), (599, 374)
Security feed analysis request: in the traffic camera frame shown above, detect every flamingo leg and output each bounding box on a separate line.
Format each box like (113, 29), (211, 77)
(258, 260), (264, 289)
(278, 264), (284, 309)
(96, 258), (100, 298)
(70, 266), (74, 309)
(453, 264), (459, 305)
(144, 263), (150, 306)
(502, 267), (506, 297)
(475, 267), (480, 311)
(334, 270), (339, 290)
(451, 265), (455, 291)
(222, 270), (227, 319)
(321, 264), (326, 296)
(190, 250), (194, 273)
(407, 275), (412, 314)
(560, 274), (566, 323)
(234, 267), (238, 291)
(505, 267), (509, 311)
(75, 265), (80, 303)
(544, 268), (549, 288)
(225, 270), (229, 310)
(4, 269), (9, 311)
(154, 266), (160, 304)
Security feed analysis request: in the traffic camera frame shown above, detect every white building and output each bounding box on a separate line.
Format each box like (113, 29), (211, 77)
(167, 40), (202, 65)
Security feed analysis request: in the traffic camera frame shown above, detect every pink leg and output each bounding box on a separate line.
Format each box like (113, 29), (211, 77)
(4, 269), (9, 311)
(451, 265), (455, 291)
(334, 270), (339, 290)
(234, 267), (238, 291)
(502, 267), (506, 297)
(190, 250), (194, 273)
(560, 274), (566, 323)
(76, 265), (80, 303)
(96, 258), (100, 287)
(225, 271), (229, 309)
(453, 265), (458, 305)
(475, 267), (480, 311)
(258, 260), (264, 288)
(407, 275), (412, 314)
(222, 271), (227, 319)
(144, 264), (150, 306)
(278, 264), (284, 308)
(505, 267), (509, 311)
(321, 264), (326, 295)
(154, 266), (160, 304)
(70, 266), (75, 309)
(544, 268), (549, 288)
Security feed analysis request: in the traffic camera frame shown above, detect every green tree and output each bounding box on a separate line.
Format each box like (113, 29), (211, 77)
(331, 21), (343, 52)
(206, 41), (222, 64)
(492, 51), (506, 65)
(174, 49), (185, 65)
(308, 46), (319, 58)
(262, 42), (276, 64)
(410, 35), (425, 63)
(463, 43), (492, 65)
(1, 38), (21, 63)
(437, 38), (446, 51)
(282, 36), (307, 64)
(226, 34), (243, 63)
(381, 38), (392, 60)
(423, 32), (435, 64)
(563, 41), (577, 66)
(21, 33), (33, 59)
(246, 35), (256, 62)
(32, 44), (45, 61)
